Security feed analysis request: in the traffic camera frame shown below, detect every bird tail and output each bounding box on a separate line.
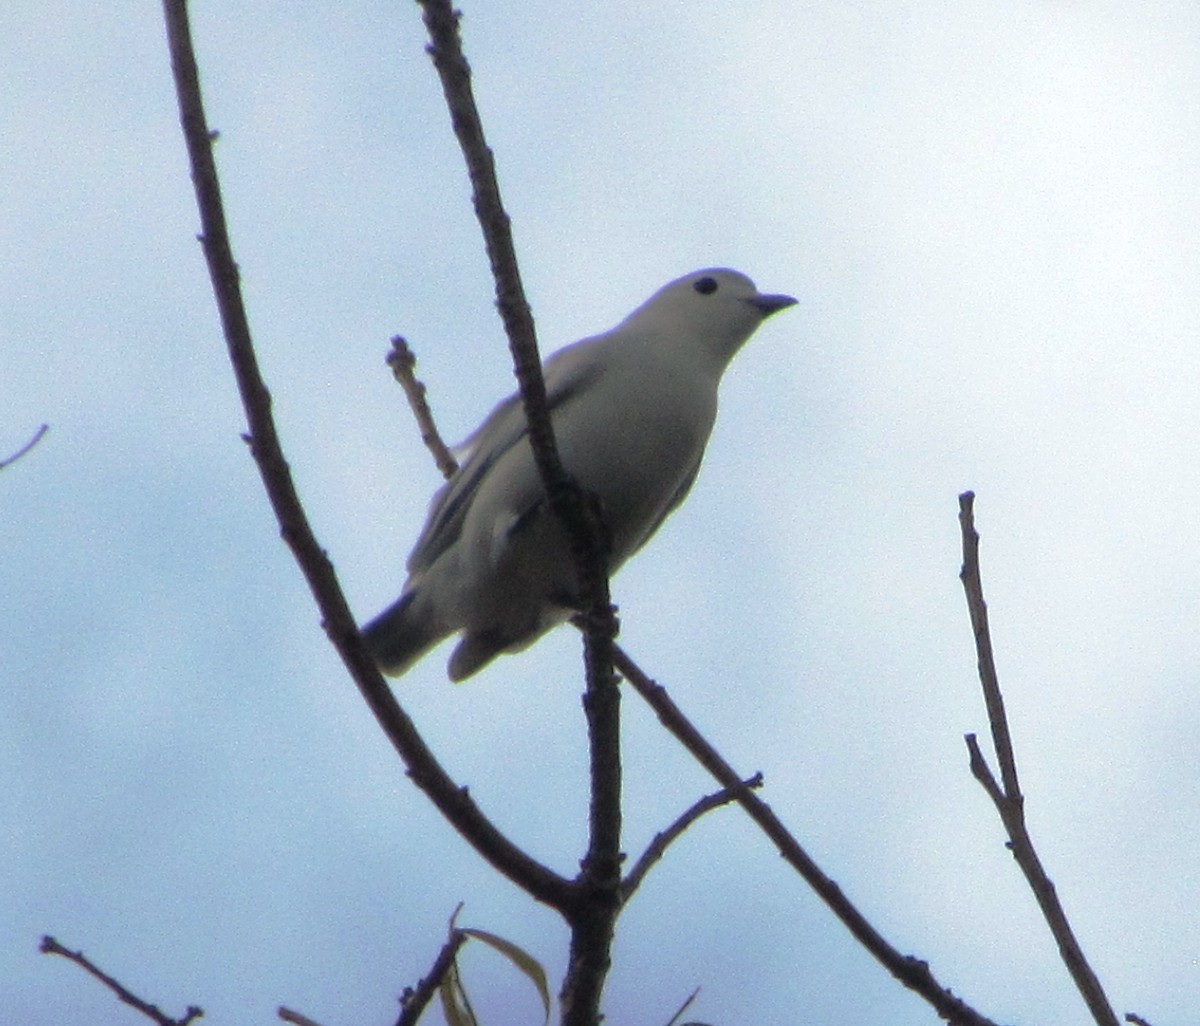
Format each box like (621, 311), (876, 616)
(360, 590), (446, 678)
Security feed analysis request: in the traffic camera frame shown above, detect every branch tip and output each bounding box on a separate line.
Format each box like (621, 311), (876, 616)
(0, 422), (49, 470)
(387, 334), (458, 479)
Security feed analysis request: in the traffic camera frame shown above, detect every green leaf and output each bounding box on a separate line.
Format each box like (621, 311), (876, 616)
(439, 961), (477, 1026)
(460, 927), (551, 1026)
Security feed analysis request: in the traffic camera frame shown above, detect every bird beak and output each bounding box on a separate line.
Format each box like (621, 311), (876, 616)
(748, 293), (798, 317)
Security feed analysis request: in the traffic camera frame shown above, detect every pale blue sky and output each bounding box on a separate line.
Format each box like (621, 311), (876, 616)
(4, 2), (1200, 1024)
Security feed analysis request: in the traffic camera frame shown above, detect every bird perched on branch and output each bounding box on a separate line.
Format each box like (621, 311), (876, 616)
(362, 268), (796, 681)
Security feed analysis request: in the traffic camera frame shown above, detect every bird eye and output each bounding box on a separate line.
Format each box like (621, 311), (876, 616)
(693, 276), (718, 295)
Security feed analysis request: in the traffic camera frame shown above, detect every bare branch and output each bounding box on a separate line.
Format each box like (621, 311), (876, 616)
(395, 929), (468, 1026)
(40, 936), (203, 1026)
(160, 0), (573, 912)
(612, 644), (1003, 1026)
(388, 336), (459, 480)
(415, 3), (620, 1022)
(0, 422), (48, 470)
(1124, 1014), (1156, 1026)
(621, 775), (763, 903)
(957, 492), (1119, 1026)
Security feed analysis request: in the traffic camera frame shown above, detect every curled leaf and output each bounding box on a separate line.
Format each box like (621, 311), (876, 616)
(460, 927), (551, 1026)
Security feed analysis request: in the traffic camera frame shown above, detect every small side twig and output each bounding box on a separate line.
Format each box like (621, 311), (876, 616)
(387, 336), (458, 480)
(663, 986), (701, 1026)
(1124, 1014), (1155, 1026)
(0, 422), (48, 470)
(620, 775), (763, 903)
(40, 936), (203, 1026)
(396, 927), (469, 1026)
(957, 491), (1119, 1026)
(278, 1008), (327, 1026)
(964, 733), (1004, 806)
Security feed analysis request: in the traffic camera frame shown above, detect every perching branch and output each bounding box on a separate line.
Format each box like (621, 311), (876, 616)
(612, 644), (1003, 1026)
(40, 936), (203, 1026)
(160, 0), (572, 912)
(620, 775), (763, 904)
(415, 0), (618, 667)
(415, 3), (621, 1023)
(957, 491), (1119, 1026)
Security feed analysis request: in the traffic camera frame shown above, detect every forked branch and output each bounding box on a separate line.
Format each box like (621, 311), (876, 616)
(957, 491), (1119, 1026)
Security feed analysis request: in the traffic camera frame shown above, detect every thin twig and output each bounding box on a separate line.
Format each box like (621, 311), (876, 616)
(964, 734), (1005, 806)
(957, 491), (1119, 1026)
(612, 644), (1003, 1026)
(416, 3), (620, 1023)
(1124, 1014), (1155, 1026)
(387, 336), (459, 480)
(621, 775), (763, 903)
(0, 422), (48, 469)
(957, 492), (1021, 800)
(395, 929), (468, 1026)
(40, 936), (203, 1026)
(278, 1008), (327, 1026)
(160, 0), (573, 912)
(663, 986), (701, 1026)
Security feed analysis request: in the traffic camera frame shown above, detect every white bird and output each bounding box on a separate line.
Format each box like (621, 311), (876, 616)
(362, 268), (796, 681)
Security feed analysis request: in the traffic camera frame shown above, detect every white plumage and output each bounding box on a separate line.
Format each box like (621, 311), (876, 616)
(362, 268), (796, 681)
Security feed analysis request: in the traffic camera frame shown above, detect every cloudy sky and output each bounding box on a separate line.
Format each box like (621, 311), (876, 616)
(4, 1), (1200, 1024)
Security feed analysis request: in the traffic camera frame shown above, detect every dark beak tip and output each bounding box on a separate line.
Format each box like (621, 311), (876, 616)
(752, 293), (799, 317)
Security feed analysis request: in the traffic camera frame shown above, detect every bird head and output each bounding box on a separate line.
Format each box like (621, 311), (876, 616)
(620, 268), (796, 372)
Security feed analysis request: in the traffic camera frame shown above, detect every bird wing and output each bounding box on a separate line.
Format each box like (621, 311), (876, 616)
(405, 339), (606, 575)
(632, 453), (703, 555)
